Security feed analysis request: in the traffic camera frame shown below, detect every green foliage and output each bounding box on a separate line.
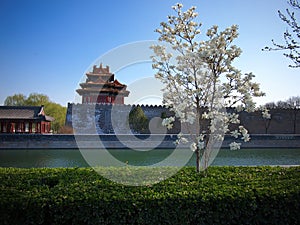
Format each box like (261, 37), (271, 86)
(44, 102), (67, 133)
(129, 106), (149, 133)
(161, 111), (167, 119)
(25, 93), (50, 106)
(4, 94), (27, 106)
(0, 166), (299, 225)
(4, 93), (66, 133)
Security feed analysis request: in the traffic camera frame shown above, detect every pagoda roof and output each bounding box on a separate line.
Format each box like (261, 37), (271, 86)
(77, 63), (130, 98)
(86, 76), (108, 84)
(80, 79), (127, 88)
(113, 79), (124, 87)
(76, 88), (129, 96)
(86, 72), (113, 77)
(0, 105), (54, 121)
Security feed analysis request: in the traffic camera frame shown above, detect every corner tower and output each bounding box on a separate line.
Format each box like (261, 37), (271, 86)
(76, 64), (130, 104)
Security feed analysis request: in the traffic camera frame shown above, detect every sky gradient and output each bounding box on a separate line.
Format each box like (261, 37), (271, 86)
(0, 0), (299, 107)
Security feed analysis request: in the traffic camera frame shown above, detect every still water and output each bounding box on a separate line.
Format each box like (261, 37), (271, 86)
(0, 148), (299, 168)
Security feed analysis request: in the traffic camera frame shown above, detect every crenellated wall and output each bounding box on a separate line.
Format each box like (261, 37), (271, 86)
(66, 103), (300, 134)
(66, 103), (179, 134)
(239, 109), (300, 134)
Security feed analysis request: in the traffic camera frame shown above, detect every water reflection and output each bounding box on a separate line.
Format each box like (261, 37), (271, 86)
(0, 148), (299, 168)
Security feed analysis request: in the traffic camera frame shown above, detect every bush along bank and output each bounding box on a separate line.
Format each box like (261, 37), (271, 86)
(0, 166), (299, 225)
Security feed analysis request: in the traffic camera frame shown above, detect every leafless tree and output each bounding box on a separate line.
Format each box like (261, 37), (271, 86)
(263, 0), (300, 68)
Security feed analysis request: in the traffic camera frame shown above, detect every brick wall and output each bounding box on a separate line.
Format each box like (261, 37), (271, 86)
(66, 103), (300, 135)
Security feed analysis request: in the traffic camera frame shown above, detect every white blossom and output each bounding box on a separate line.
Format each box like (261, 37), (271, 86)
(190, 143), (197, 152)
(230, 130), (240, 138)
(177, 132), (189, 144)
(241, 133), (250, 142)
(238, 126), (250, 142)
(162, 116), (175, 130)
(228, 113), (240, 124)
(262, 108), (271, 119)
(197, 133), (206, 142)
(229, 142), (241, 150)
(239, 126), (248, 136)
(202, 112), (209, 119)
(151, 3), (265, 171)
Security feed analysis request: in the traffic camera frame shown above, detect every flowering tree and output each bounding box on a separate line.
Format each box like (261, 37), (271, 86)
(151, 3), (265, 172)
(264, 0), (300, 68)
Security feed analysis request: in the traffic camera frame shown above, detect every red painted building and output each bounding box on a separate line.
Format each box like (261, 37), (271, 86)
(0, 105), (54, 134)
(76, 64), (130, 104)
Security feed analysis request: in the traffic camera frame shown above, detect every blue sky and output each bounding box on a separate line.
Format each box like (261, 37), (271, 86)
(0, 0), (299, 107)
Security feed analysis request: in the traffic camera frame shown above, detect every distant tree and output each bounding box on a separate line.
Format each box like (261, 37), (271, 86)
(129, 106), (149, 133)
(286, 96), (300, 107)
(25, 93), (50, 106)
(277, 100), (291, 108)
(4, 94), (26, 106)
(264, 102), (277, 109)
(44, 102), (67, 133)
(263, 0), (300, 68)
(264, 96), (300, 108)
(264, 96), (300, 133)
(4, 93), (66, 133)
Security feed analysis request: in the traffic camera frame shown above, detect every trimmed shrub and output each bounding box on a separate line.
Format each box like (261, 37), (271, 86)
(129, 106), (149, 133)
(0, 166), (299, 224)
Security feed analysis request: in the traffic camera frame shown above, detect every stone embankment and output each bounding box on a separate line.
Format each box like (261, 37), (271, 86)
(1, 134), (300, 149)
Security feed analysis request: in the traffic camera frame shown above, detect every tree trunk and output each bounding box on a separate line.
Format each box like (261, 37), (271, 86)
(196, 147), (200, 172)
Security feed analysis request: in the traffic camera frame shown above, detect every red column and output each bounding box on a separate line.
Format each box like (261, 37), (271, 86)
(15, 123), (19, 133)
(29, 122), (32, 133)
(6, 123), (9, 133)
(18, 122), (23, 133)
(17, 122), (21, 133)
(36, 122), (40, 133)
(10, 123), (15, 133)
(42, 122), (45, 133)
(21, 122), (25, 133)
(3, 123), (6, 133)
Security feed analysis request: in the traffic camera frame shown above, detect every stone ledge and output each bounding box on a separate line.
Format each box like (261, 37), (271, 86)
(1, 134), (300, 149)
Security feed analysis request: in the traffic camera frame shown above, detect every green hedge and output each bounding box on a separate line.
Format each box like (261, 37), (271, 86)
(0, 166), (299, 225)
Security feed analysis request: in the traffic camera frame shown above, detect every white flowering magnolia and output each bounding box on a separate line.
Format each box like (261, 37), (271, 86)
(151, 3), (265, 172)
(161, 116), (175, 129)
(262, 107), (271, 119)
(261, 106), (272, 133)
(229, 142), (241, 151)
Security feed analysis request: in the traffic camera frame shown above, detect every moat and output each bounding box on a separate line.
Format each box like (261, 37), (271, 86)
(0, 148), (299, 168)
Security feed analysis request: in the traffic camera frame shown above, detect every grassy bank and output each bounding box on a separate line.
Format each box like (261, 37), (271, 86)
(0, 166), (299, 225)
